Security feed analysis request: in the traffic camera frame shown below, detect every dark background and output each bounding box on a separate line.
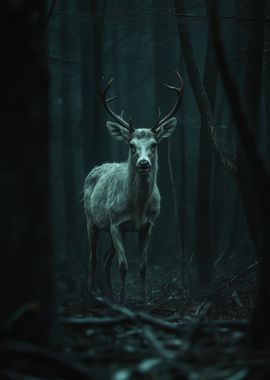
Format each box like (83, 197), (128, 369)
(47, 0), (269, 307)
(1, 1), (270, 378)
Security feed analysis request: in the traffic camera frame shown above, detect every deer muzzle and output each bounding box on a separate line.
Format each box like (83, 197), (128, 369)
(137, 158), (151, 173)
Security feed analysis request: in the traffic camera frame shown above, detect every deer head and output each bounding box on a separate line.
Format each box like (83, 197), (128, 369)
(100, 72), (183, 174)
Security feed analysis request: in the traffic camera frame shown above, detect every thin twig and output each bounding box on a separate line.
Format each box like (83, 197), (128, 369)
(204, 261), (259, 298)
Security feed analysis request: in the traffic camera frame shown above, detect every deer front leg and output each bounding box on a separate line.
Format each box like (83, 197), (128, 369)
(110, 224), (127, 304)
(139, 223), (152, 307)
(86, 220), (98, 307)
(103, 235), (115, 299)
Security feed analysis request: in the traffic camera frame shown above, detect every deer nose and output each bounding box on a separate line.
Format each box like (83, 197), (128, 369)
(138, 159), (151, 170)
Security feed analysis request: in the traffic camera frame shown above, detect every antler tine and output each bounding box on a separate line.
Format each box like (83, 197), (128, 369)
(152, 107), (161, 132)
(100, 77), (134, 133)
(152, 71), (184, 132)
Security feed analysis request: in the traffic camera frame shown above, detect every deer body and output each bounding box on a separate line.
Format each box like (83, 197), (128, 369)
(84, 73), (183, 305)
(84, 136), (160, 232)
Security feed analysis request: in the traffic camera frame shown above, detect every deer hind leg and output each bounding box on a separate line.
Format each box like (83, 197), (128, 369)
(86, 220), (98, 307)
(139, 224), (152, 307)
(103, 235), (115, 299)
(110, 224), (127, 305)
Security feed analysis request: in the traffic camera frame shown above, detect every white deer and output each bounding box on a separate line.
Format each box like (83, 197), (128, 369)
(84, 72), (183, 305)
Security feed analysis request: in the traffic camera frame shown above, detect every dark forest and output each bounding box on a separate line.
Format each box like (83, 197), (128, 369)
(1, 0), (270, 379)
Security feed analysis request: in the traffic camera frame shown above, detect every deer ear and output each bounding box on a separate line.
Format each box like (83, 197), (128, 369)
(106, 121), (130, 142)
(155, 117), (177, 142)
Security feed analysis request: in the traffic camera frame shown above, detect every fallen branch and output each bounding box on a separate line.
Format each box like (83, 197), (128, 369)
(98, 297), (180, 333)
(137, 312), (180, 333)
(61, 315), (129, 328)
(143, 326), (175, 361)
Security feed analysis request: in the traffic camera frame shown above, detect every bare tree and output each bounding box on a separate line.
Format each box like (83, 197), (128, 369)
(174, 0), (236, 287)
(211, 1), (269, 346)
(195, 0), (218, 287)
(175, 0), (270, 345)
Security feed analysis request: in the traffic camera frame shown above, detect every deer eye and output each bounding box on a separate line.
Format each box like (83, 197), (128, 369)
(151, 142), (157, 150)
(129, 143), (136, 153)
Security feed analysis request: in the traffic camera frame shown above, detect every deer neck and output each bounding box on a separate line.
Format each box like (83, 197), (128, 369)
(127, 154), (158, 204)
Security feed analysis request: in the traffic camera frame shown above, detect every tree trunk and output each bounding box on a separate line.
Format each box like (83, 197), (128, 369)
(90, 0), (104, 163)
(174, 0), (223, 286)
(0, 0), (52, 344)
(174, 0), (237, 176)
(238, 0), (269, 346)
(236, 0), (266, 254)
(60, 1), (79, 251)
(178, 87), (187, 283)
(77, 0), (95, 172)
(77, 0), (104, 169)
(211, 1), (270, 346)
(195, 1), (217, 286)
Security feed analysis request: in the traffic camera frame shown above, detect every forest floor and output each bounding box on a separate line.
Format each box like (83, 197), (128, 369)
(52, 264), (270, 380)
(2, 265), (270, 380)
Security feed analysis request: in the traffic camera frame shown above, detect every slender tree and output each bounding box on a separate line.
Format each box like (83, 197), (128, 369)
(174, 0), (236, 286)
(236, 0), (267, 254)
(238, 0), (268, 346)
(77, 0), (95, 172)
(90, 0), (104, 163)
(195, 0), (217, 287)
(59, 2), (79, 252)
(178, 78), (188, 283)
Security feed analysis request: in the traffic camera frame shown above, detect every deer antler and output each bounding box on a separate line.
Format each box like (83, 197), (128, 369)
(100, 77), (134, 134)
(152, 71), (184, 132)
